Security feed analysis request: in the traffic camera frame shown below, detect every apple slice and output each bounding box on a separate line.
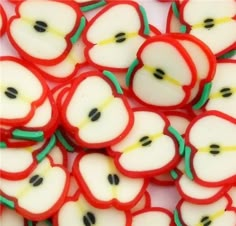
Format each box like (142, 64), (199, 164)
(185, 111), (236, 186)
(0, 57), (48, 126)
(54, 191), (131, 226)
(205, 60), (236, 118)
(175, 196), (236, 226)
(180, 0), (236, 56)
(0, 135), (56, 180)
(83, 2), (150, 71)
(126, 35), (197, 110)
(73, 152), (148, 209)
(8, 0), (84, 65)
(0, 157), (69, 220)
(109, 109), (181, 177)
(0, 4), (7, 37)
(132, 208), (174, 226)
(61, 70), (134, 148)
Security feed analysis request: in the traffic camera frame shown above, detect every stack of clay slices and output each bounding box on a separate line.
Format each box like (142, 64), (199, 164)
(0, 0), (236, 225)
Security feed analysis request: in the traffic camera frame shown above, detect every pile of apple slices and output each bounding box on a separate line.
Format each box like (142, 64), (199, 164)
(1, 0), (236, 225)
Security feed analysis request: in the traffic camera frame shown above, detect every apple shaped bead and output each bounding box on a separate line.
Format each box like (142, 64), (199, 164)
(132, 208), (174, 226)
(8, 0), (84, 65)
(204, 60), (236, 119)
(83, 2), (150, 71)
(61, 71), (134, 148)
(185, 111), (236, 186)
(0, 57), (47, 126)
(174, 196), (236, 226)
(73, 152), (148, 209)
(180, 0), (236, 57)
(0, 5), (7, 37)
(109, 109), (182, 178)
(0, 157), (69, 221)
(126, 35), (197, 110)
(54, 191), (131, 226)
(0, 135), (56, 180)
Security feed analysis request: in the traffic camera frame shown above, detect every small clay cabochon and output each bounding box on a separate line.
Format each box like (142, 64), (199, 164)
(0, 58), (46, 124)
(9, 0), (79, 62)
(186, 112), (236, 184)
(111, 110), (177, 175)
(75, 153), (145, 207)
(64, 74), (131, 145)
(182, 0), (236, 55)
(206, 61), (236, 118)
(130, 37), (196, 108)
(85, 2), (147, 69)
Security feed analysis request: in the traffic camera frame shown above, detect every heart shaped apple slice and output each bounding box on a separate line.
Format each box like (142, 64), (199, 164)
(84, 2), (150, 71)
(174, 196), (236, 226)
(205, 60), (236, 118)
(109, 109), (182, 177)
(8, 0), (84, 65)
(126, 35), (197, 110)
(54, 191), (131, 226)
(0, 157), (69, 220)
(73, 152), (148, 209)
(185, 111), (236, 186)
(180, 0), (236, 56)
(61, 71), (134, 148)
(0, 57), (47, 126)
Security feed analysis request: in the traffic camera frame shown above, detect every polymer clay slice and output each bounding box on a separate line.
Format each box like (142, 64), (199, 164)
(185, 111), (236, 186)
(0, 135), (56, 180)
(175, 196), (236, 226)
(61, 71), (134, 148)
(54, 191), (131, 226)
(109, 109), (181, 178)
(0, 157), (69, 221)
(83, 2), (150, 71)
(127, 35), (197, 110)
(205, 60), (236, 118)
(73, 152), (148, 209)
(0, 57), (47, 126)
(132, 208), (174, 226)
(0, 4), (7, 37)
(181, 0), (236, 56)
(8, 0), (83, 65)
